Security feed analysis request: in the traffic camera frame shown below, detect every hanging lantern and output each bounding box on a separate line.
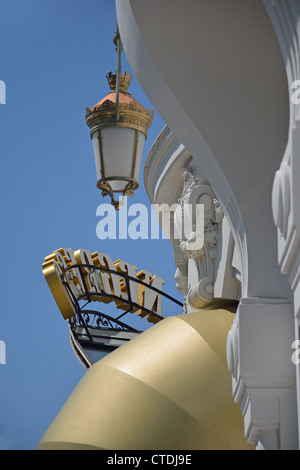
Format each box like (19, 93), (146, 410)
(85, 28), (153, 210)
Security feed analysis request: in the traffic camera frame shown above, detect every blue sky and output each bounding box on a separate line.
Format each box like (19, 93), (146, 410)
(0, 0), (182, 449)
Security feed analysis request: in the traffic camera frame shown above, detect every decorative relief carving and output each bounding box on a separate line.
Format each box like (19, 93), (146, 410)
(174, 165), (224, 309)
(178, 166), (203, 259)
(86, 99), (154, 118)
(272, 159), (291, 239)
(272, 122), (300, 318)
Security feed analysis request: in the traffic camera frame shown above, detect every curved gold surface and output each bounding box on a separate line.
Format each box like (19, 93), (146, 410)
(42, 250), (75, 320)
(37, 309), (252, 450)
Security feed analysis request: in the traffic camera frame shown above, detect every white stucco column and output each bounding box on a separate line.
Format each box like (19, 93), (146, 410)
(226, 298), (297, 449)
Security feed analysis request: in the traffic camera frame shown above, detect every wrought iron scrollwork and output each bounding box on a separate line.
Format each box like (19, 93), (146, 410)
(60, 263), (183, 322)
(62, 263), (183, 367)
(70, 310), (139, 333)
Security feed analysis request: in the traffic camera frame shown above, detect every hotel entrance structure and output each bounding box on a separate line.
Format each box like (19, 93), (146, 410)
(38, 0), (300, 450)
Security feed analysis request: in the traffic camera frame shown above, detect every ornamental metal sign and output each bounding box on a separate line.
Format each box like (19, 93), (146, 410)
(42, 247), (173, 325)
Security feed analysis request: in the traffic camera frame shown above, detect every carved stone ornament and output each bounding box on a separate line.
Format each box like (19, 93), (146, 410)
(174, 165), (224, 309)
(272, 159), (291, 239)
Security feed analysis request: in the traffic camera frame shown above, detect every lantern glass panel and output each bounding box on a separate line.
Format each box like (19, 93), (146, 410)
(92, 126), (145, 192)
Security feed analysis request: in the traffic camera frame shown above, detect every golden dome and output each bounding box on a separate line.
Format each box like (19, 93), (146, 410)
(37, 309), (253, 450)
(85, 72), (154, 138)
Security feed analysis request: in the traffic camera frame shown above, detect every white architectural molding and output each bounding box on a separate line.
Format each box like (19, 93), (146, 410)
(117, 0), (291, 302)
(272, 123), (300, 318)
(264, 0), (300, 446)
(227, 298), (297, 449)
(176, 166), (228, 309)
(118, 0), (299, 449)
(145, 128), (241, 312)
(264, 1), (300, 315)
(177, 166), (223, 308)
(144, 126), (298, 449)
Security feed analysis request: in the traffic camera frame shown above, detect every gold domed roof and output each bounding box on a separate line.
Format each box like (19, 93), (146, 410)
(85, 71), (154, 137)
(90, 90), (148, 114)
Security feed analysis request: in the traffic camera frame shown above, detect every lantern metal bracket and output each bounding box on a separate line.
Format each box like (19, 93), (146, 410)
(113, 26), (122, 122)
(97, 177), (139, 210)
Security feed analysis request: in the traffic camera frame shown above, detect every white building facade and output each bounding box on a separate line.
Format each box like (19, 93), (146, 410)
(116, 0), (300, 450)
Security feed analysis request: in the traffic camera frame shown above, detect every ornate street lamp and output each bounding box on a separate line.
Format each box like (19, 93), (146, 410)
(85, 28), (154, 210)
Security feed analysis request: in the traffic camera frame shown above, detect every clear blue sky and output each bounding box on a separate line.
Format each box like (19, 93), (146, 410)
(0, 0), (182, 449)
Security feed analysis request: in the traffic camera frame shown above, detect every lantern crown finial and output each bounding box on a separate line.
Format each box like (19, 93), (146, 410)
(106, 71), (132, 92)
